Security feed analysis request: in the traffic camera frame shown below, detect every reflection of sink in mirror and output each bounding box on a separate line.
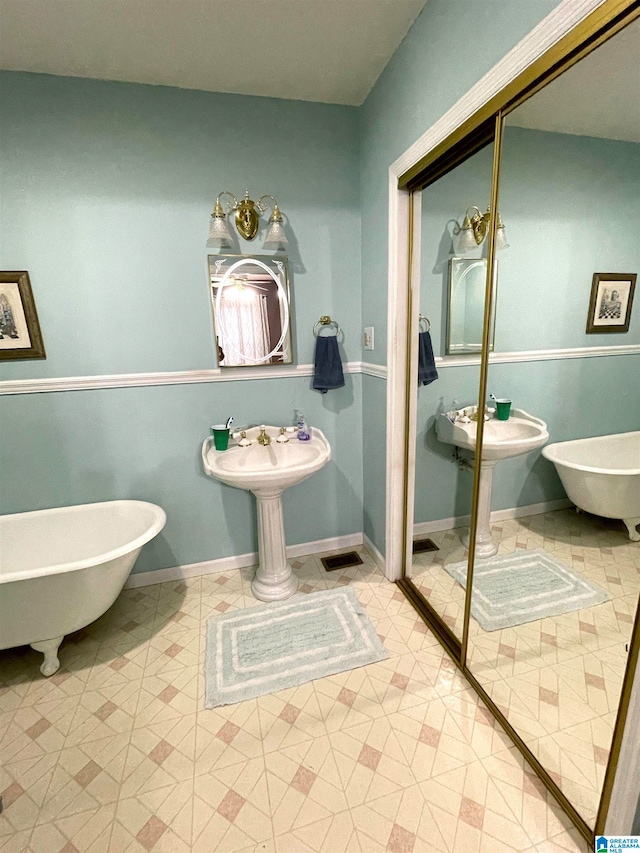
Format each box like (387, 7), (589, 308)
(436, 406), (549, 461)
(436, 406), (549, 556)
(202, 426), (331, 600)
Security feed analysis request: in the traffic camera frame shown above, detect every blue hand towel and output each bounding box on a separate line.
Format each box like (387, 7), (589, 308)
(313, 335), (345, 394)
(418, 330), (438, 386)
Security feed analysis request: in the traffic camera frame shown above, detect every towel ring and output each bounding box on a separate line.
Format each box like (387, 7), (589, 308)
(313, 315), (342, 337)
(419, 314), (431, 333)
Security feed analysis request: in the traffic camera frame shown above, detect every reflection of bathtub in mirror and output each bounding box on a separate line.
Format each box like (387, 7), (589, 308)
(208, 254), (293, 367)
(446, 257), (497, 354)
(542, 431), (640, 541)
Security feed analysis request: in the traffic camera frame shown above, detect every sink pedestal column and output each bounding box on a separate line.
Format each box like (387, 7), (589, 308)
(462, 459), (499, 558)
(251, 488), (298, 601)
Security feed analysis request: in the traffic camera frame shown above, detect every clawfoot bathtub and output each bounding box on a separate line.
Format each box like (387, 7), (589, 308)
(542, 431), (640, 541)
(0, 500), (166, 675)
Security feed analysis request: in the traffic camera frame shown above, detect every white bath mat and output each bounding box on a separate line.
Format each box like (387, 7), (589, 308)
(443, 549), (610, 631)
(204, 587), (389, 708)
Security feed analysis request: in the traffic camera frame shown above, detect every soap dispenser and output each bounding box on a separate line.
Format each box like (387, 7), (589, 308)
(297, 411), (311, 441)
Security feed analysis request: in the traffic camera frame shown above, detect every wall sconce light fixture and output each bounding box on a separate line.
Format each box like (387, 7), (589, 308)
(458, 206), (509, 253)
(208, 190), (288, 248)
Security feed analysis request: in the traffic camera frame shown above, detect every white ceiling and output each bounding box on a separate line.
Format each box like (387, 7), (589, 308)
(0, 0), (428, 105)
(509, 17), (640, 143)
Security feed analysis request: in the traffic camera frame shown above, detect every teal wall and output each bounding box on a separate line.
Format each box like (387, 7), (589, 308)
(0, 72), (363, 573)
(414, 126), (640, 525)
(359, 0), (562, 553)
(5, 2), (613, 569)
(0, 379), (363, 574)
(0, 72), (361, 379)
(495, 127), (640, 351)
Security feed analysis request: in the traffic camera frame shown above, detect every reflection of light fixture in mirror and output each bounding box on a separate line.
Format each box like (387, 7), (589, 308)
(221, 275), (269, 302)
(208, 190), (288, 248)
(458, 206), (509, 252)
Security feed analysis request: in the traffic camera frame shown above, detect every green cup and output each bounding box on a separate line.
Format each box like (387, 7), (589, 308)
(494, 399), (512, 421)
(211, 424), (230, 451)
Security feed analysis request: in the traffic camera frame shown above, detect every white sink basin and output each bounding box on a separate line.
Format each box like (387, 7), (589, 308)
(202, 426), (331, 493)
(436, 407), (549, 460)
(201, 426), (331, 601)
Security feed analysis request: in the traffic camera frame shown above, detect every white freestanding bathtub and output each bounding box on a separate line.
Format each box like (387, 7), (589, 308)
(542, 431), (640, 541)
(0, 500), (166, 675)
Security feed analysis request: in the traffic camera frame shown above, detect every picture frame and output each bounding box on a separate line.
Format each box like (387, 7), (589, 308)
(586, 272), (636, 334)
(0, 271), (46, 360)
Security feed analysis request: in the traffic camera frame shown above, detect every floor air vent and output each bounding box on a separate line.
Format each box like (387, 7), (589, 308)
(321, 551), (364, 572)
(412, 538), (439, 554)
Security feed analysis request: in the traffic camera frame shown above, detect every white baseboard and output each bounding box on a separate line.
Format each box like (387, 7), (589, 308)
(124, 531), (364, 589)
(363, 534), (386, 575)
(125, 499), (571, 589)
(286, 532), (363, 559)
(413, 498), (572, 536)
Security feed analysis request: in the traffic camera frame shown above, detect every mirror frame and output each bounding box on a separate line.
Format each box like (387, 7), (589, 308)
(396, 3), (640, 846)
(208, 253), (293, 368)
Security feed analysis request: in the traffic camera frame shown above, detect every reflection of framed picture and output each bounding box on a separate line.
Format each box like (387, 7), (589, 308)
(586, 272), (636, 334)
(0, 272), (46, 360)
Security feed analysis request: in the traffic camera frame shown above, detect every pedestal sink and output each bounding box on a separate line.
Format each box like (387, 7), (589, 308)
(436, 407), (549, 557)
(202, 426), (331, 601)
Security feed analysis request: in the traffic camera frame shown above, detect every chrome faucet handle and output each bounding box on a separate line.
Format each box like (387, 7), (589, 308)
(257, 425), (271, 446)
(276, 427), (289, 443)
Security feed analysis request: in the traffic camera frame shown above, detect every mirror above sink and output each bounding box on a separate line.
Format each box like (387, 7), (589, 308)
(208, 254), (293, 367)
(446, 258), (498, 354)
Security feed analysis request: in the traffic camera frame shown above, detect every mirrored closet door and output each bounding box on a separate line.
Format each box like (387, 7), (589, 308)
(467, 17), (640, 831)
(400, 7), (640, 843)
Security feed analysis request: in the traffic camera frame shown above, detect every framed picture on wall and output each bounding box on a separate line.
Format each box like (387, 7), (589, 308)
(586, 272), (636, 334)
(0, 271), (46, 360)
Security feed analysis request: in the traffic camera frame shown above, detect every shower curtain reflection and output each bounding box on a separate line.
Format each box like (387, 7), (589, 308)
(218, 287), (270, 365)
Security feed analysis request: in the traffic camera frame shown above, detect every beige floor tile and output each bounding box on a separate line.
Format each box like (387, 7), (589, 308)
(0, 538), (603, 852)
(410, 508), (638, 825)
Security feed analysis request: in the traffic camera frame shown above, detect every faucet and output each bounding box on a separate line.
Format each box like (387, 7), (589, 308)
(257, 425), (271, 446)
(470, 405), (491, 422)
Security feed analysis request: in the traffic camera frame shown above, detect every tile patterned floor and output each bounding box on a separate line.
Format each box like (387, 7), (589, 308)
(1, 547), (590, 852)
(410, 508), (640, 827)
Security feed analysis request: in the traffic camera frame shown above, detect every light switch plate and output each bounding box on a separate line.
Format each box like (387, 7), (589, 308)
(364, 326), (374, 350)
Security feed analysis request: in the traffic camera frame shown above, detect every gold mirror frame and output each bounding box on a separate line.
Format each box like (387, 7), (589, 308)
(396, 1), (640, 846)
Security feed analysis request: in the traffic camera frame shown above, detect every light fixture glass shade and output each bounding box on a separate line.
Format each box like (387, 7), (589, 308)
(263, 219), (288, 248)
(457, 223), (478, 254)
(208, 213), (232, 243)
(496, 224), (509, 250)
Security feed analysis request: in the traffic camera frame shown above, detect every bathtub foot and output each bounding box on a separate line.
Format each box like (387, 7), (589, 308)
(31, 636), (64, 677)
(623, 518), (640, 542)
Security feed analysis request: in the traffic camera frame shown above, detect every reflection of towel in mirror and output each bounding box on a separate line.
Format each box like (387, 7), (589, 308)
(418, 331), (438, 386)
(313, 335), (345, 394)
